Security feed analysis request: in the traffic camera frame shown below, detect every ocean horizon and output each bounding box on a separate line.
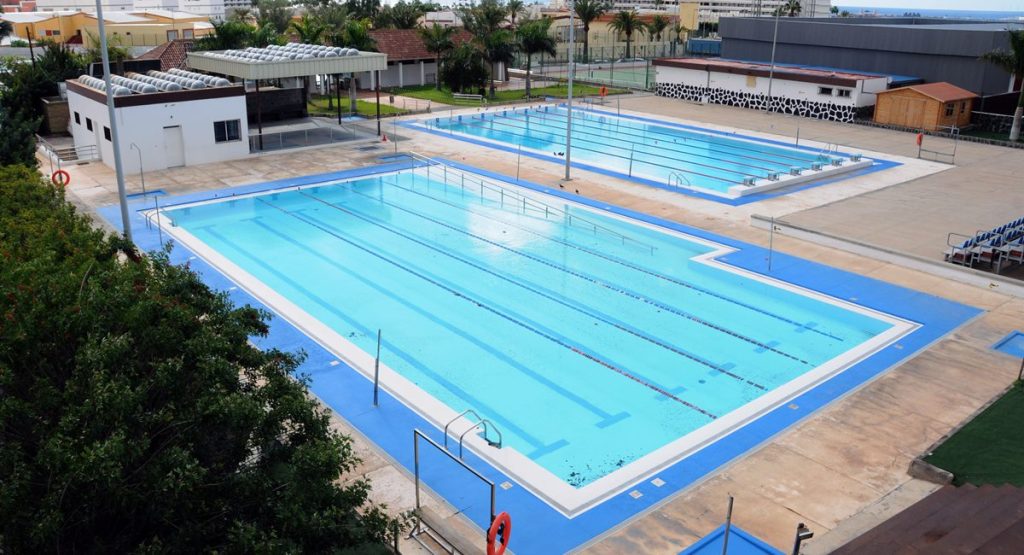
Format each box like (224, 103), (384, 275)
(837, 6), (1024, 20)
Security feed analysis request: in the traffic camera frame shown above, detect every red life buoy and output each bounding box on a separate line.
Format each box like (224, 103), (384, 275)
(51, 170), (70, 187)
(916, 133), (923, 146)
(599, 86), (608, 97)
(487, 512), (512, 555)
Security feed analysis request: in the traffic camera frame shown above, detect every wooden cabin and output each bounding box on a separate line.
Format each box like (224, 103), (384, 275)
(873, 82), (977, 131)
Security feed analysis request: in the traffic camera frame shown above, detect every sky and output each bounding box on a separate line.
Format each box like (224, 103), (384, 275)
(840, 1), (1023, 10)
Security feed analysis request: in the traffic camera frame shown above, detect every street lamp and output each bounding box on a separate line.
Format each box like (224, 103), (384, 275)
(95, 0), (132, 241)
(565, 0), (575, 182)
(765, 7), (781, 113)
(129, 143), (146, 196)
(791, 522), (814, 555)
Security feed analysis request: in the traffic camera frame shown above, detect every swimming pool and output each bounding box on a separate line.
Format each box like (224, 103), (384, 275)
(418, 106), (872, 198)
(157, 162), (912, 515)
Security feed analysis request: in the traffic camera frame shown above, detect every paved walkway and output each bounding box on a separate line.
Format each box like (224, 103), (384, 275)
(53, 95), (1024, 554)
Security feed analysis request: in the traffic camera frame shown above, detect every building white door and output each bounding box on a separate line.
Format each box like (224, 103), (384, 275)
(163, 126), (185, 168)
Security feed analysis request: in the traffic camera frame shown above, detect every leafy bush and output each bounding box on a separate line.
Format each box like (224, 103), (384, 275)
(440, 42), (489, 94)
(0, 166), (404, 552)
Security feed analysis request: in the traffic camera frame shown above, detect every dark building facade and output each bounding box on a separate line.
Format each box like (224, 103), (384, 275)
(719, 17), (1022, 98)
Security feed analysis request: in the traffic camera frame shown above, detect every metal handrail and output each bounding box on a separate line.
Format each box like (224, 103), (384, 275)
(667, 171), (692, 189)
(443, 408), (488, 450)
(407, 152), (657, 255)
(458, 418), (503, 458)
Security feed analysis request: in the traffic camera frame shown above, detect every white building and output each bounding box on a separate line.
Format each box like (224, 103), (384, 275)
(580, 0), (833, 21)
(654, 57), (888, 122)
(67, 70), (250, 173)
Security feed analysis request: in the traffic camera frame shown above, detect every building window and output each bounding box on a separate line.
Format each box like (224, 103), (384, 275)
(945, 103), (955, 116)
(183, 29), (194, 39)
(213, 119), (241, 143)
(818, 87), (833, 96)
(74, 112), (80, 125)
(960, 101), (967, 114)
(104, 127), (111, 141)
(836, 89), (851, 98)
(86, 118), (93, 131)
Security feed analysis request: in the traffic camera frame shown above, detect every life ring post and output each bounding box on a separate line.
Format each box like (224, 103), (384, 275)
(51, 169), (71, 187)
(487, 511), (512, 555)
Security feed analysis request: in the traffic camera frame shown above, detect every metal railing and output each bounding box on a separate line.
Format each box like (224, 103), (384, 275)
(249, 121), (362, 152)
(405, 152), (657, 254)
(37, 135), (99, 164)
(667, 171), (692, 189)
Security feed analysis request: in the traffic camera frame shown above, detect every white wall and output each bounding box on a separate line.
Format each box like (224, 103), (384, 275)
(68, 88), (250, 173)
(34, 0), (133, 11)
(656, 65), (885, 107)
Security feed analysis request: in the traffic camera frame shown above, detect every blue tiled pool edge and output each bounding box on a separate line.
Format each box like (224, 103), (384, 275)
(401, 107), (902, 206)
(99, 161), (980, 555)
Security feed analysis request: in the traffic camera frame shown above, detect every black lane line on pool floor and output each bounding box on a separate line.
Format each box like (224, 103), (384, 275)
(338, 179), (815, 367)
(255, 196), (718, 420)
(300, 190), (770, 392)
(376, 172), (843, 343)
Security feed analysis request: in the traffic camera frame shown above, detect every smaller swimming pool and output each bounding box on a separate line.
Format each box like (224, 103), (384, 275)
(418, 106), (873, 199)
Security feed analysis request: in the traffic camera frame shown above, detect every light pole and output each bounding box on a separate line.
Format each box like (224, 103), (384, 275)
(791, 522), (814, 555)
(96, 0), (132, 241)
(765, 7), (781, 113)
(129, 143), (146, 196)
(565, 0), (575, 181)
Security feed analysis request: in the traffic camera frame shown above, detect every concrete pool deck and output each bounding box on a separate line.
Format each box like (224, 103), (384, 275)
(50, 93), (1024, 554)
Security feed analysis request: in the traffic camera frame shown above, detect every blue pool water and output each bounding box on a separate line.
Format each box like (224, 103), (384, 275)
(165, 167), (893, 487)
(425, 107), (842, 193)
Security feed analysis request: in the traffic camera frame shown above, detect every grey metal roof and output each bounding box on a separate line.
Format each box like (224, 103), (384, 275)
(187, 43), (387, 80)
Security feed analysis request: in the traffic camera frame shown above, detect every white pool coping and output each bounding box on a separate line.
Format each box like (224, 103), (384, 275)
(414, 107), (877, 200)
(145, 165), (917, 518)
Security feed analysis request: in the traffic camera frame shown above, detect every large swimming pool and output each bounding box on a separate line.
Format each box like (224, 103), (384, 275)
(419, 106), (872, 198)
(160, 163), (910, 514)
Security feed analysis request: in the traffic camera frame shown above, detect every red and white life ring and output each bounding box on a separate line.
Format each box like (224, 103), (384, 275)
(487, 512), (512, 555)
(916, 133), (924, 146)
(51, 169), (70, 187)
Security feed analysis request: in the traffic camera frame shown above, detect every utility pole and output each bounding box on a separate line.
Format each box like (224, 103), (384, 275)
(96, 0), (132, 241)
(565, 0), (575, 181)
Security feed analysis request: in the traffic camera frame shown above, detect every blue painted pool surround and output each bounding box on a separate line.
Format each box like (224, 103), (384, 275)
(402, 104), (902, 206)
(100, 159), (979, 555)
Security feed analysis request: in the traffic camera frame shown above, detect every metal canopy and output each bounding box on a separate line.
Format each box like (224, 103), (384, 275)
(187, 48), (387, 80)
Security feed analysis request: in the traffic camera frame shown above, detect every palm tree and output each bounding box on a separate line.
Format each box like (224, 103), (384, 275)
(290, 14), (325, 44)
(483, 29), (517, 97)
(670, 22), (688, 55)
(608, 10), (644, 60)
(830, 5), (839, 16)
(419, 24), (456, 90)
(517, 18), (556, 97)
(648, 15), (669, 42)
(506, 0), (525, 29)
(981, 30), (1024, 141)
(573, 0), (608, 63)
(784, 0), (802, 17)
(459, 0), (515, 98)
(1, 20), (14, 43)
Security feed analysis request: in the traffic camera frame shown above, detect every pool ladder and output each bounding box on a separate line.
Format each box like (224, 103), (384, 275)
(443, 409), (503, 459)
(667, 171), (693, 189)
(406, 152), (658, 255)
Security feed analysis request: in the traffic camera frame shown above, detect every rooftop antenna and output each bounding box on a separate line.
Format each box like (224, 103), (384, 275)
(95, 0), (132, 241)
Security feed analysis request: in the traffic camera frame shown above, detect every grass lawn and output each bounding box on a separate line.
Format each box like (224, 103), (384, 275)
(924, 382), (1024, 486)
(390, 84), (628, 106)
(307, 96), (406, 117)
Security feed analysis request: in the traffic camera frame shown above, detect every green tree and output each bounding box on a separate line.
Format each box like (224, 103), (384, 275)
(83, 30), (131, 67)
(609, 10), (645, 59)
(35, 40), (88, 84)
(506, 0), (525, 29)
(0, 109), (40, 166)
(459, 0), (515, 98)
(0, 165), (406, 552)
(830, 5), (839, 15)
(782, 0), (802, 17)
(670, 22), (688, 55)
(981, 30), (1024, 141)
(648, 14), (669, 42)
(290, 13), (326, 43)
(343, 19), (377, 51)
(840, 10), (850, 17)
(256, 0), (293, 33)
(0, 19), (13, 42)
(440, 41), (488, 93)
(374, 0), (425, 29)
(343, 0), (381, 20)
(517, 17), (556, 97)
(419, 23), (456, 90)
(194, 19), (256, 50)
(574, 0), (609, 63)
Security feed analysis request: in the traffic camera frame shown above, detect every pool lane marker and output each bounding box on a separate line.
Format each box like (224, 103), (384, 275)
(300, 190), (769, 392)
(254, 196), (718, 420)
(375, 173), (842, 343)
(340, 180), (813, 368)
